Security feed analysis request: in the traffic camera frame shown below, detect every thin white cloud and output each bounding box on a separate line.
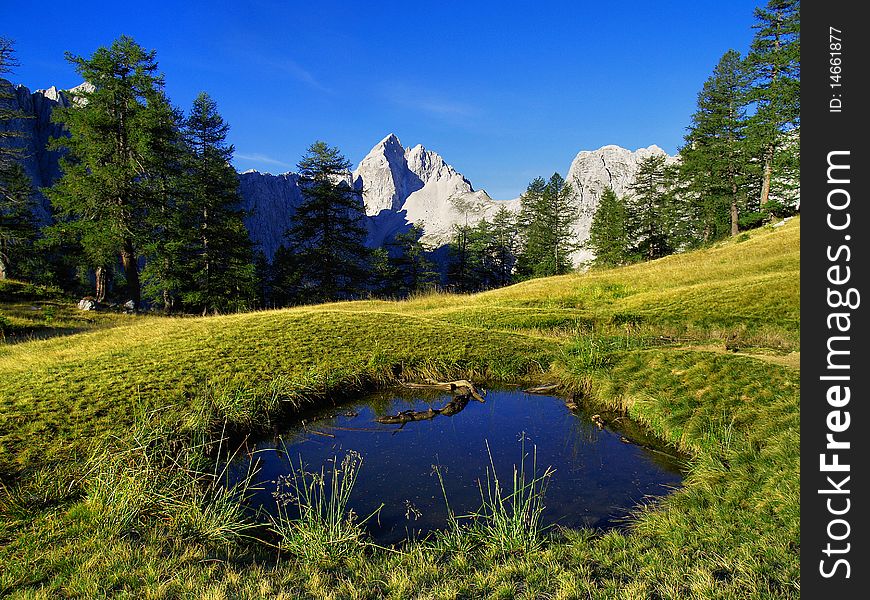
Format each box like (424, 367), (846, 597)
(382, 82), (477, 119)
(269, 58), (331, 93)
(416, 99), (475, 117)
(235, 152), (292, 168)
(238, 48), (331, 94)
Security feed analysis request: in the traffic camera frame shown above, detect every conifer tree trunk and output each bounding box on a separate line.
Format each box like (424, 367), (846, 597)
(202, 205), (209, 312)
(553, 236), (560, 272)
(760, 146), (774, 208)
(120, 239), (140, 309)
(756, 9), (781, 211)
(731, 179), (740, 237)
(731, 164), (740, 236)
(160, 258), (173, 311)
(0, 237), (8, 279)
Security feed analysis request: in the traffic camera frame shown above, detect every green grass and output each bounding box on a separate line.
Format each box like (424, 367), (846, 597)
(82, 414), (256, 548)
(0, 218), (800, 598)
(269, 449), (376, 567)
(434, 438), (555, 558)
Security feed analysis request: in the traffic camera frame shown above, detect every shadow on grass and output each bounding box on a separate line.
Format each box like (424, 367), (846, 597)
(1, 325), (94, 346)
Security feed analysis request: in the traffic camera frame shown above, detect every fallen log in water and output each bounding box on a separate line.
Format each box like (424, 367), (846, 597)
(400, 379), (486, 403)
(619, 435), (683, 461)
(375, 407), (439, 425)
(432, 395), (470, 417)
(377, 380), (481, 425)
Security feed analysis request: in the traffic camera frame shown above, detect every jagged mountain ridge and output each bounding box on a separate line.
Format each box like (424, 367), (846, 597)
(242, 134), (673, 264)
(2, 80), (674, 265)
(237, 133), (524, 259)
(353, 134), (518, 249)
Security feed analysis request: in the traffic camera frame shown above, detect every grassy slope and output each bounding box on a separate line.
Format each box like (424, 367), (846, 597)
(0, 219), (800, 598)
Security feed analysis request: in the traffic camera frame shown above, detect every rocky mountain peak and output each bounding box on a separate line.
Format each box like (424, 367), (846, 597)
(376, 132), (401, 146)
(405, 144), (457, 184)
(364, 133), (405, 165)
(36, 85), (62, 102)
(353, 134), (418, 215)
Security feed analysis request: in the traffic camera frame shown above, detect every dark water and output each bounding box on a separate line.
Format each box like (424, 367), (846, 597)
(226, 387), (684, 544)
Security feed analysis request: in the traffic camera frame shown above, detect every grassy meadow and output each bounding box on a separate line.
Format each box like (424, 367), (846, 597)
(0, 218), (800, 598)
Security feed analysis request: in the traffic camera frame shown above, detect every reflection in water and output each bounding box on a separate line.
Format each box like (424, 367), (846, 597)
(225, 388), (685, 544)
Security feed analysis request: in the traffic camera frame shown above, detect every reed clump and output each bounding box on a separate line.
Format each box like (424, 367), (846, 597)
(267, 448), (376, 566)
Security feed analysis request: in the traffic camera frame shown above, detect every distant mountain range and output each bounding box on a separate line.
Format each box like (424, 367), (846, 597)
(1, 80), (674, 265)
(242, 133), (671, 265)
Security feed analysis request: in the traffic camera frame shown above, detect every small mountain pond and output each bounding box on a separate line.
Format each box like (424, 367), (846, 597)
(225, 386), (685, 544)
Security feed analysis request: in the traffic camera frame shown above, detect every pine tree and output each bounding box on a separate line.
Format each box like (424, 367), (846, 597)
(680, 50), (751, 240)
(626, 155), (677, 260)
(45, 36), (176, 309)
(139, 101), (188, 310)
(445, 195), (479, 292)
(179, 92), (255, 314)
(270, 244), (301, 306)
(547, 174), (580, 274)
(277, 141), (369, 304)
(369, 246), (398, 298)
(386, 224), (437, 296)
(252, 249), (272, 308)
(453, 210), (521, 291)
(585, 186), (630, 267)
(447, 218), (503, 293)
(447, 221), (475, 293)
(744, 0), (800, 211)
(515, 177), (547, 278)
(516, 174), (578, 278)
(0, 163), (37, 280)
(0, 38), (27, 157)
(488, 205), (519, 287)
(0, 37), (26, 163)
(0, 38), (39, 280)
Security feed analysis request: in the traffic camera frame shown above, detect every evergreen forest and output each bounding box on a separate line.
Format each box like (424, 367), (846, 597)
(1, 1), (798, 309)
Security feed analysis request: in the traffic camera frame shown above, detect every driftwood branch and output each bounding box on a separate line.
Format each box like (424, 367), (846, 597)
(375, 407), (439, 425)
(375, 395), (472, 425)
(377, 379), (484, 425)
(400, 379), (486, 403)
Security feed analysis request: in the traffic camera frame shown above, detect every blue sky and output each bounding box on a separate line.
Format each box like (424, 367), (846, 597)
(4, 1), (760, 199)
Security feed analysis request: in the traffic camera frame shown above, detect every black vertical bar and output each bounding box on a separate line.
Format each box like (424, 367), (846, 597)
(801, 0), (868, 596)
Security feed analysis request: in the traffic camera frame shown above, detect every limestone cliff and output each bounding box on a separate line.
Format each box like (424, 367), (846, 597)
(565, 144), (677, 264)
(0, 79), (70, 223)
